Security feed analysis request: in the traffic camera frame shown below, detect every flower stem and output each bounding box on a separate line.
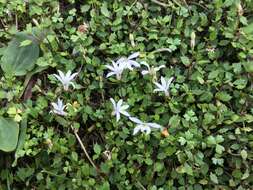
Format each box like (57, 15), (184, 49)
(72, 127), (98, 170)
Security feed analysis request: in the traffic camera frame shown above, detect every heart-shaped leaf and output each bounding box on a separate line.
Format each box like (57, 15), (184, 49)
(0, 32), (40, 76)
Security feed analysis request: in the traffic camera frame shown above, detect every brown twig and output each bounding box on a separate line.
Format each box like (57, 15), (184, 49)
(72, 126), (98, 170)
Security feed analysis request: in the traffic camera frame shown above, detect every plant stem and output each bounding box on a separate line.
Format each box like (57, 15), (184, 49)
(72, 127), (98, 170)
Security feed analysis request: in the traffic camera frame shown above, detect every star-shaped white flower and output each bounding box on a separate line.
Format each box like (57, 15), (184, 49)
(117, 52), (140, 70)
(141, 62), (165, 76)
(110, 98), (130, 122)
(51, 98), (67, 116)
(154, 76), (174, 97)
(129, 117), (162, 135)
(53, 70), (78, 91)
(105, 61), (125, 80)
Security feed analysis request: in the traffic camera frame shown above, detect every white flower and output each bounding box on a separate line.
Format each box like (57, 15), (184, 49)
(154, 76), (174, 97)
(117, 52), (140, 70)
(129, 117), (162, 135)
(110, 98), (130, 122)
(141, 62), (165, 76)
(53, 70), (78, 91)
(51, 98), (67, 116)
(105, 61), (125, 80)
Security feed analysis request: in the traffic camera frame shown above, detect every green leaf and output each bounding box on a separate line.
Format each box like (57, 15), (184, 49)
(240, 150), (247, 160)
(12, 118), (27, 166)
(215, 144), (225, 154)
(184, 163), (193, 175)
(101, 3), (110, 18)
(208, 70), (219, 79)
(169, 115), (180, 128)
(207, 136), (216, 145)
(180, 56), (190, 66)
(0, 32), (40, 76)
(242, 61), (253, 73)
(94, 143), (101, 155)
(216, 91), (232, 102)
(233, 79), (247, 89)
(241, 169), (249, 180)
(0, 117), (19, 152)
(210, 172), (218, 184)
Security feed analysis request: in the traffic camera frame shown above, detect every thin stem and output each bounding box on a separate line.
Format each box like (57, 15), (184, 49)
(15, 14), (18, 30)
(136, 180), (147, 190)
(72, 127), (98, 170)
(151, 0), (170, 8)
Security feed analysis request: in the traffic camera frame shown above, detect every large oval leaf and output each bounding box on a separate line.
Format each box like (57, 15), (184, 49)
(0, 117), (19, 152)
(0, 32), (40, 76)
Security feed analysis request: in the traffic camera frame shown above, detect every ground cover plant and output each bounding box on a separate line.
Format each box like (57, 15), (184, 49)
(0, 0), (253, 189)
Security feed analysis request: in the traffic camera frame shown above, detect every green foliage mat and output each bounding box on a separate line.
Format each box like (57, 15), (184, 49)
(0, 0), (253, 189)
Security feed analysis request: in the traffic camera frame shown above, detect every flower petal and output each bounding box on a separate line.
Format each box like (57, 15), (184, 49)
(110, 98), (116, 108)
(142, 126), (151, 134)
(69, 72), (78, 80)
(128, 52), (140, 60)
(106, 72), (116, 78)
(66, 70), (72, 78)
(161, 77), (167, 87)
(154, 82), (164, 90)
(105, 65), (115, 71)
(58, 70), (65, 79)
(129, 117), (143, 124)
(133, 125), (141, 135)
(120, 110), (130, 117)
(147, 123), (162, 129)
(127, 60), (140, 68)
(117, 99), (123, 108)
(141, 70), (149, 75)
(140, 61), (150, 69)
(153, 88), (163, 92)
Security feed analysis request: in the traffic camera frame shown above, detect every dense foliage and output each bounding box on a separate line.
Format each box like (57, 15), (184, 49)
(0, 0), (253, 189)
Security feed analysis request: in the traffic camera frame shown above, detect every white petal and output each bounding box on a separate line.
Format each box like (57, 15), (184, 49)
(58, 70), (65, 79)
(140, 61), (150, 69)
(128, 52), (139, 60)
(141, 70), (149, 75)
(51, 102), (58, 110)
(147, 123), (162, 129)
(69, 72), (78, 80)
(161, 77), (167, 88)
(53, 74), (62, 82)
(120, 110), (130, 117)
(117, 99), (123, 108)
(129, 117), (143, 124)
(66, 70), (72, 78)
(105, 65), (115, 71)
(142, 126), (151, 134)
(154, 82), (164, 90)
(153, 88), (163, 92)
(166, 77), (174, 89)
(110, 98), (116, 108)
(106, 72), (116, 78)
(133, 125), (141, 135)
(127, 60), (140, 68)
(57, 99), (63, 108)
